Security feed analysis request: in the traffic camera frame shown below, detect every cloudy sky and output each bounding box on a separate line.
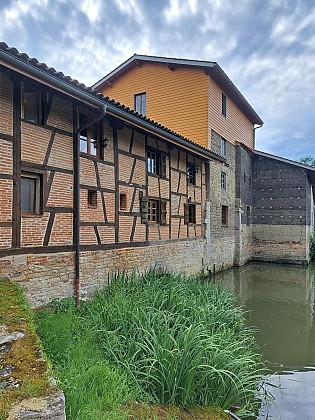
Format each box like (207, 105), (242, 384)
(1, 0), (315, 161)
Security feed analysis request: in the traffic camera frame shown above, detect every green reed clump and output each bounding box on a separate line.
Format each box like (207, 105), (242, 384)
(83, 271), (264, 416)
(36, 271), (264, 418)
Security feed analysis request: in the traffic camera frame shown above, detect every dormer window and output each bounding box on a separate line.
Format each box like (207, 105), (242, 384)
(134, 92), (146, 115)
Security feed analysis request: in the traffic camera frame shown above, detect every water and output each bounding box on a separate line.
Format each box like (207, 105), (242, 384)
(214, 262), (315, 420)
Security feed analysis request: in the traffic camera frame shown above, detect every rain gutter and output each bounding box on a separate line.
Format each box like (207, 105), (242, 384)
(0, 48), (224, 163)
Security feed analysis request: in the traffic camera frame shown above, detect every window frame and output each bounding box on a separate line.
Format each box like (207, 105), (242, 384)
(184, 202), (197, 225)
(79, 113), (101, 158)
(140, 196), (167, 225)
(222, 92), (227, 117)
(187, 163), (196, 185)
(23, 84), (42, 124)
(222, 205), (228, 227)
(21, 171), (43, 216)
(120, 193), (127, 211)
(147, 148), (167, 178)
(134, 92), (146, 115)
(220, 138), (227, 157)
(221, 171), (226, 190)
(87, 190), (98, 208)
(148, 199), (159, 223)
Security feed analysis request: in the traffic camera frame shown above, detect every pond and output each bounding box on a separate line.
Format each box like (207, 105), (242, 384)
(214, 262), (315, 420)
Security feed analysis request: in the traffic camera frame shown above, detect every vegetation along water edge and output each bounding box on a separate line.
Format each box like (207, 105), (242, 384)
(35, 271), (266, 419)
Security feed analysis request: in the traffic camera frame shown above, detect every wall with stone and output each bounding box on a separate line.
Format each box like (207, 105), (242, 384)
(0, 238), (206, 308)
(234, 146), (253, 266)
(208, 131), (236, 272)
(252, 155), (312, 263)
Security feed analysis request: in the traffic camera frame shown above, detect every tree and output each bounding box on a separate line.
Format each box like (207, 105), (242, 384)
(299, 156), (315, 167)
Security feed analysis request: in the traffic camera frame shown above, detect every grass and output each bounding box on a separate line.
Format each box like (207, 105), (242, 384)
(0, 281), (52, 420)
(35, 271), (265, 419)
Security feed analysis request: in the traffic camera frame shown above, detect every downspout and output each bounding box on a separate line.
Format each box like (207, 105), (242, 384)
(74, 104), (107, 305)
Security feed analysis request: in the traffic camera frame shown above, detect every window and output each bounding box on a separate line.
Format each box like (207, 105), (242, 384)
(246, 206), (251, 226)
(134, 92), (146, 115)
(87, 190), (97, 208)
(120, 193), (127, 210)
(147, 150), (157, 174)
(148, 200), (158, 223)
(221, 172), (226, 190)
(187, 164), (196, 185)
(24, 85), (41, 124)
(147, 149), (167, 178)
(21, 172), (42, 215)
(222, 93), (227, 117)
(140, 196), (167, 224)
(184, 203), (196, 224)
(220, 138), (226, 157)
(79, 113), (100, 157)
(222, 205), (228, 226)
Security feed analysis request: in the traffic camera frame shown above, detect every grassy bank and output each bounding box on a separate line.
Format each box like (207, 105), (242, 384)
(0, 281), (52, 419)
(35, 271), (264, 419)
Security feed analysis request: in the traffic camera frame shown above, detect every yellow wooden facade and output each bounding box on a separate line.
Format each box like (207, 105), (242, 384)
(97, 60), (255, 151)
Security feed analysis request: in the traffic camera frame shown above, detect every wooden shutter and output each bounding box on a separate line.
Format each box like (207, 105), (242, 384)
(184, 203), (189, 225)
(160, 201), (167, 225)
(140, 197), (148, 224)
(160, 153), (167, 178)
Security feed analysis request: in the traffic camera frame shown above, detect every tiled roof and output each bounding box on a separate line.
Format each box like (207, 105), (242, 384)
(0, 42), (224, 162)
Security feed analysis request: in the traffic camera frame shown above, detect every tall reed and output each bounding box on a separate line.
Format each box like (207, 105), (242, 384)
(82, 271), (264, 416)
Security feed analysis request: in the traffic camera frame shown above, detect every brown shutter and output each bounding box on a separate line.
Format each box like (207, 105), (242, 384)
(160, 201), (167, 225)
(184, 203), (189, 225)
(160, 153), (167, 178)
(140, 197), (149, 224)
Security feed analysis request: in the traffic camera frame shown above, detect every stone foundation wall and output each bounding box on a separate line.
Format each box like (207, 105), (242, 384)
(0, 239), (207, 308)
(252, 224), (310, 264)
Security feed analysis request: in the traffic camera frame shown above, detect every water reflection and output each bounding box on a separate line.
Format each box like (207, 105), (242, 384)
(213, 262), (315, 419)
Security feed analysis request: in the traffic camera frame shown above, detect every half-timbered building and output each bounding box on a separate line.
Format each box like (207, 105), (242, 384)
(0, 43), (224, 307)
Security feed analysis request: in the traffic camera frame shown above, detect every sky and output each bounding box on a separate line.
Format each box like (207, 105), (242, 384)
(1, 0), (315, 161)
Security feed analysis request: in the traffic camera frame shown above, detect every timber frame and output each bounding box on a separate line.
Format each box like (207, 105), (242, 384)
(0, 43), (224, 301)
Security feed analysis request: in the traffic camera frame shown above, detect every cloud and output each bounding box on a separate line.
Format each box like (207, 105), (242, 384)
(1, 0), (315, 160)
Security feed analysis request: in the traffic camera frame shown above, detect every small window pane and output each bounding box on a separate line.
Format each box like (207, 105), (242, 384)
(21, 177), (36, 213)
(80, 136), (88, 153)
(135, 93), (146, 115)
(148, 151), (157, 174)
(221, 172), (226, 189)
(24, 90), (39, 123)
(222, 205), (228, 226)
(221, 138), (226, 157)
(148, 200), (158, 223)
(187, 164), (196, 185)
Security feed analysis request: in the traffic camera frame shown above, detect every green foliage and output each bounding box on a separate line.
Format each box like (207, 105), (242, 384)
(35, 306), (137, 420)
(47, 297), (76, 312)
(299, 156), (315, 167)
(36, 271), (265, 418)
